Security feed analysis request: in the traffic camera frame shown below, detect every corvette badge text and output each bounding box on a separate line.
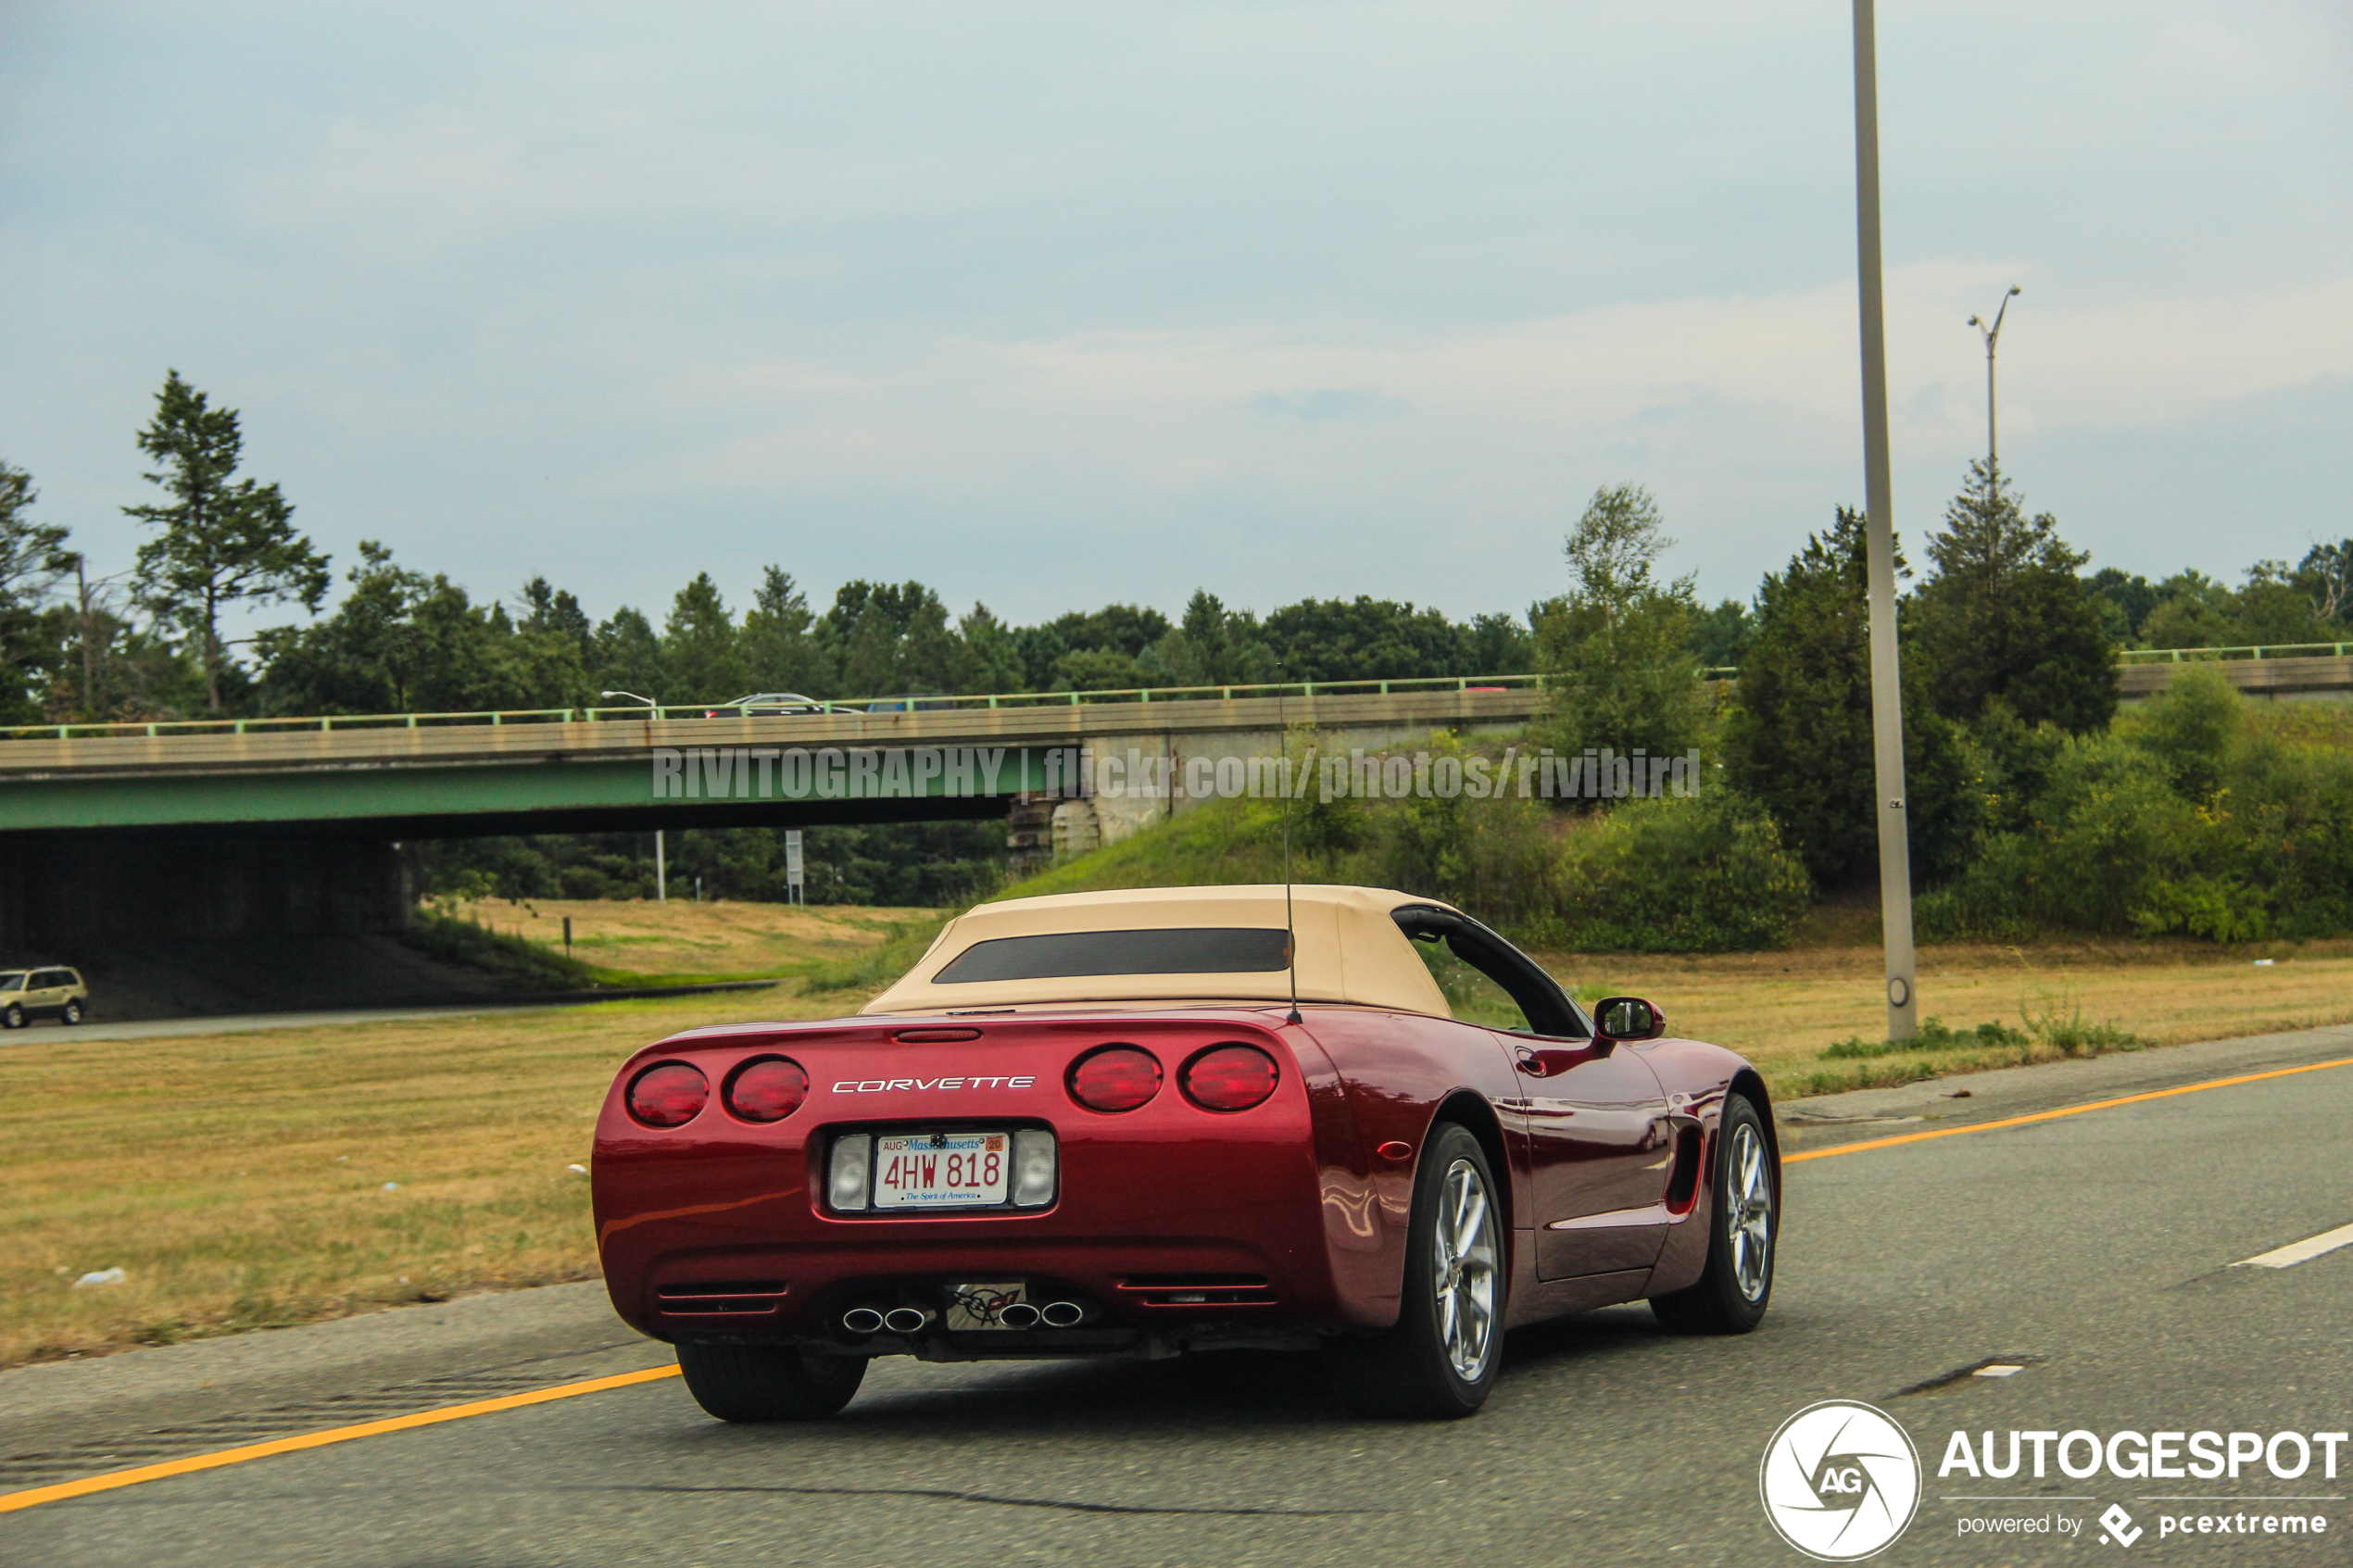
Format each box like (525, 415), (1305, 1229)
(1760, 1403), (2345, 1558)
(831, 1076), (1036, 1093)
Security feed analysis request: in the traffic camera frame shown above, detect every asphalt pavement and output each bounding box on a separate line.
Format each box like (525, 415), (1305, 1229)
(5, 1023), (2350, 1567)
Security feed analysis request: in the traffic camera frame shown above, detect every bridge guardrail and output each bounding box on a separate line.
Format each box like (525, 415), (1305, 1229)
(8, 644), (2345, 745)
(2, 672), (1554, 744)
(2115, 642), (2351, 664)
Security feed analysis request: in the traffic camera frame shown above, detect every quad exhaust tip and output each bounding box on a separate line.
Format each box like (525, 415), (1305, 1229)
(841, 1299), (1088, 1334)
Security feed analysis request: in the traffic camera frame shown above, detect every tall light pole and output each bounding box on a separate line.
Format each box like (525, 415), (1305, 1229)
(1850, 0), (1919, 1041)
(602, 690), (668, 903)
(1967, 285), (2022, 472)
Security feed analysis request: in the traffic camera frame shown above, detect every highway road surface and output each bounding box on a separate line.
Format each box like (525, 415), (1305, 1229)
(5, 1023), (2349, 1567)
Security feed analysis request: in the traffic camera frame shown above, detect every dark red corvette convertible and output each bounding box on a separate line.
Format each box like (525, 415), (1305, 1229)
(592, 884), (1780, 1422)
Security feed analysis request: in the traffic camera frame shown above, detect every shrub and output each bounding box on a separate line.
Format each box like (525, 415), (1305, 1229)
(1550, 791), (1813, 952)
(1365, 733), (1560, 929)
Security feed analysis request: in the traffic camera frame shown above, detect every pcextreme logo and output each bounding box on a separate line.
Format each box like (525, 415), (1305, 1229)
(1760, 1401), (1923, 1562)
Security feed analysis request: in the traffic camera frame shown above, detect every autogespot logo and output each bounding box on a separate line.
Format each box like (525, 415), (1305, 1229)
(1761, 1401), (1924, 1562)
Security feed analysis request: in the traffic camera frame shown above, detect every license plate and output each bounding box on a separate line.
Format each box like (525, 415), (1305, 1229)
(872, 1132), (1010, 1210)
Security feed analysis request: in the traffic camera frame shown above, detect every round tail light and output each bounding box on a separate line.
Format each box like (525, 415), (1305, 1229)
(1181, 1044), (1279, 1111)
(724, 1057), (809, 1123)
(625, 1061), (710, 1127)
(1067, 1046), (1162, 1112)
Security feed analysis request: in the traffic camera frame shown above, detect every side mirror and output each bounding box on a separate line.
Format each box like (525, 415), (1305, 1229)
(1593, 996), (1665, 1043)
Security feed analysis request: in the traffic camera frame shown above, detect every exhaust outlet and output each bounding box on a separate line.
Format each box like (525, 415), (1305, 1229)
(997, 1302), (1041, 1329)
(881, 1306), (935, 1335)
(1038, 1300), (1086, 1328)
(839, 1306), (885, 1335)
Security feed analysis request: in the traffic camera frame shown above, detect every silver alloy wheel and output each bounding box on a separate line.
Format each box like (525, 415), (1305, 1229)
(1432, 1157), (1500, 1379)
(1727, 1121), (1773, 1301)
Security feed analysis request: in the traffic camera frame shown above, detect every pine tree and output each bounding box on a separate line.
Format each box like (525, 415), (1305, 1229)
(0, 460), (74, 723)
(1908, 462), (2114, 734)
(123, 372), (330, 711)
(1726, 508), (1972, 888)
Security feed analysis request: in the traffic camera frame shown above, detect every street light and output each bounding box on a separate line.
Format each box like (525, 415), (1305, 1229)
(600, 690), (668, 903)
(1850, 0), (1919, 1041)
(1967, 285), (2023, 472)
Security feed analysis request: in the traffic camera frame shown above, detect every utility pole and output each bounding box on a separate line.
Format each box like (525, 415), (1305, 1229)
(1850, 0), (1919, 1041)
(1968, 286), (2022, 471)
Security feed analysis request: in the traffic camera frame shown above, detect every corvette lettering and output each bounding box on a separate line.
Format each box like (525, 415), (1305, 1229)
(831, 1076), (1038, 1093)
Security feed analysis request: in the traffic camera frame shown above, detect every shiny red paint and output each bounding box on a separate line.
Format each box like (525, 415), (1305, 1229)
(591, 1002), (1775, 1353)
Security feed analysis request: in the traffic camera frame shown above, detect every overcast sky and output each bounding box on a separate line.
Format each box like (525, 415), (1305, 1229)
(3, 2), (2347, 636)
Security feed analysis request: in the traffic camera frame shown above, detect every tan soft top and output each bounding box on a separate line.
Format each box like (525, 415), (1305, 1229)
(859, 884), (1456, 1017)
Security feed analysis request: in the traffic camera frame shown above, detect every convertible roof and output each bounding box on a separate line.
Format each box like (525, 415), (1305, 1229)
(858, 884), (1457, 1017)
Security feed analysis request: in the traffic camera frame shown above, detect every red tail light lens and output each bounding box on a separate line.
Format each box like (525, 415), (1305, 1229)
(625, 1061), (710, 1127)
(723, 1057), (809, 1123)
(1067, 1046), (1162, 1112)
(1181, 1044), (1279, 1111)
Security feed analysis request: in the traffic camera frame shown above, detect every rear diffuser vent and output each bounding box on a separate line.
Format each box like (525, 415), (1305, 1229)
(1117, 1273), (1277, 1308)
(656, 1280), (787, 1316)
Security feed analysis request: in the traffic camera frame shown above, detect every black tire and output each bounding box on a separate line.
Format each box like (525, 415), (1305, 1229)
(1650, 1093), (1776, 1334)
(1324, 1123), (1505, 1420)
(2, 1004), (22, 1030)
(675, 1340), (866, 1422)
(61, 999), (83, 1025)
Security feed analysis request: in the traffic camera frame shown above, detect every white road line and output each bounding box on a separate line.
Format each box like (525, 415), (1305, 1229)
(2234, 1221), (2353, 1270)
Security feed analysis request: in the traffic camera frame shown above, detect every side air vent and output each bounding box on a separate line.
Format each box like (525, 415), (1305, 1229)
(655, 1280), (787, 1316)
(1665, 1126), (1705, 1212)
(1116, 1273), (1277, 1308)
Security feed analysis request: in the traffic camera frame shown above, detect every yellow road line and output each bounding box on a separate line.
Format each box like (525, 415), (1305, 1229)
(1786, 1055), (2353, 1164)
(0, 1363), (680, 1515)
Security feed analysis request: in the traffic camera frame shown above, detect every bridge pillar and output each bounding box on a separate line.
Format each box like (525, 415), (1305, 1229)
(0, 835), (410, 954)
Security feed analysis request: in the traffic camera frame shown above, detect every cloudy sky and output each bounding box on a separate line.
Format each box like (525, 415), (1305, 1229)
(3, 1), (2347, 636)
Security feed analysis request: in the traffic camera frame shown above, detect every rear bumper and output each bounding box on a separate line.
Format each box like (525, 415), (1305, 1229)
(596, 1125), (1353, 1346)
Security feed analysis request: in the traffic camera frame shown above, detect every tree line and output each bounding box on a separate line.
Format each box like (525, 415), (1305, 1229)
(6, 370), (2352, 938)
(5, 371), (2347, 732)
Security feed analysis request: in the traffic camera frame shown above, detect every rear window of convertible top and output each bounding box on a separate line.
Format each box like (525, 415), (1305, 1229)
(931, 927), (1291, 983)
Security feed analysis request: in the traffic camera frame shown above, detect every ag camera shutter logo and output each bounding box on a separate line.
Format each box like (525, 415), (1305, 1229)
(1760, 1400), (1923, 1561)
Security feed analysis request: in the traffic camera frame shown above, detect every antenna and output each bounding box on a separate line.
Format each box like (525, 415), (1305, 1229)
(1277, 663), (1302, 1024)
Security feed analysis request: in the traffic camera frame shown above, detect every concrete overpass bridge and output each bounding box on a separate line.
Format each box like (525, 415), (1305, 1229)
(0, 678), (1544, 947)
(4, 647), (2343, 949)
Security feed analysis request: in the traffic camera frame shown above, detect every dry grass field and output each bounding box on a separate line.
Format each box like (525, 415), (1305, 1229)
(433, 896), (930, 982)
(0, 989), (837, 1371)
(6, 895), (2350, 1369)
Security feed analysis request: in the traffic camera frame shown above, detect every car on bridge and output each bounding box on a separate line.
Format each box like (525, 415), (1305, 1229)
(699, 692), (830, 718)
(1, 965), (89, 1029)
(590, 884), (1780, 1422)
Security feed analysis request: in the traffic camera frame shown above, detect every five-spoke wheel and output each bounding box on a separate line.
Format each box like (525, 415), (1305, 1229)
(1326, 1122), (1504, 1418)
(1650, 1092), (1777, 1333)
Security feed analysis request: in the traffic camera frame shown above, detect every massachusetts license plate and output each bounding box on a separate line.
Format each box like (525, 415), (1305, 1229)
(872, 1132), (1011, 1210)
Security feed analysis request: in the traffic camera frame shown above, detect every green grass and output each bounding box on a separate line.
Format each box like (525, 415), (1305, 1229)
(398, 910), (602, 990)
(802, 913), (957, 994)
(1002, 797), (1295, 899)
(1820, 1017), (2032, 1060)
